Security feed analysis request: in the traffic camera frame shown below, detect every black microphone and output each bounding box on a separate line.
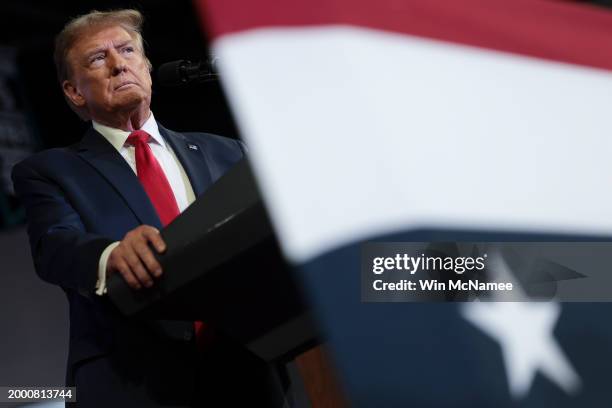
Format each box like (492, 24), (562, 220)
(157, 58), (220, 86)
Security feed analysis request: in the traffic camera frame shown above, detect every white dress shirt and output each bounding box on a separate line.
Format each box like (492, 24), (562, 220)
(93, 112), (196, 295)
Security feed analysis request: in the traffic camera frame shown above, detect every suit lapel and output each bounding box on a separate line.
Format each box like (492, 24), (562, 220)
(76, 127), (162, 228)
(159, 124), (213, 197)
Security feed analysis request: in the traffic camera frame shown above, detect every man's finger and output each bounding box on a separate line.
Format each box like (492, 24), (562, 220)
(114, 258), (141, 290)
(133, 241), (162, 278)
(124, 249), (154, 288)
(142, 227), (166, 253)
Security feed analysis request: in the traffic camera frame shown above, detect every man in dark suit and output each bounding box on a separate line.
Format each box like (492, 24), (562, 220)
(12, 9), (288, 407)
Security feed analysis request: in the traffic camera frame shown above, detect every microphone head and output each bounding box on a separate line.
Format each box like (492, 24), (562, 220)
(156, 59), (219, 86)
(157, 60), (190, 86)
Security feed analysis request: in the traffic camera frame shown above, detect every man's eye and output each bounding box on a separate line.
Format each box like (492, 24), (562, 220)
(122, 47), (135, 53)
(90, 55), (105, 64)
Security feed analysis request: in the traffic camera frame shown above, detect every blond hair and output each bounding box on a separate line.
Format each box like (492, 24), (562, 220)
(54, 9), (152, 119)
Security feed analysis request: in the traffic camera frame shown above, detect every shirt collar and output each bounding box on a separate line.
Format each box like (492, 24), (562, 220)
(92, 112), (166, 152)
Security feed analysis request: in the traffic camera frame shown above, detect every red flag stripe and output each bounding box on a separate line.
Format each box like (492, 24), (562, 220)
(197, 0), (612, 72)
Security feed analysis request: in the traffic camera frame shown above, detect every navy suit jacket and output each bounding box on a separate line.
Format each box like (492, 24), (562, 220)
(11, 123), (248, 381)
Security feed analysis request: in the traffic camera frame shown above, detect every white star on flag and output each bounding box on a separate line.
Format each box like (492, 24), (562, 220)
(461, 301), (581, 399)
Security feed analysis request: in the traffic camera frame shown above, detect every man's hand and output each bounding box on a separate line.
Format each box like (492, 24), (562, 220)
(107, 225), (166, 289)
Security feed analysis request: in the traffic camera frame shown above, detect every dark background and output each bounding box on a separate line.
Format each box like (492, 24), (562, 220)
(1, 0), (612, 403)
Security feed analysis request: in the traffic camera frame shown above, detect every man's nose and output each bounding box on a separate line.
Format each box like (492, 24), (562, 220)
(108, 50), (127, 76)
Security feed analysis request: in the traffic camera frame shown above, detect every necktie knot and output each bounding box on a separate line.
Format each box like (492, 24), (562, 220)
(126, 130), (151, 146)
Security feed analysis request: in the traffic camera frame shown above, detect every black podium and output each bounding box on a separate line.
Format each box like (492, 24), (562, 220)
(107, 159), (319, 363)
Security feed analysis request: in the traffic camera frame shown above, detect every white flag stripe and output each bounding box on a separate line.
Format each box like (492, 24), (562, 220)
(216, 26), (612, 263)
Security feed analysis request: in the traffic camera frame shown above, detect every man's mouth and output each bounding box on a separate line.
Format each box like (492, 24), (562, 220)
(115, 81), (137, 90)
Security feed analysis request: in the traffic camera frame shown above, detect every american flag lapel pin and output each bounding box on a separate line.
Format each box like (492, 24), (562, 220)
(187, 143), (199, 151)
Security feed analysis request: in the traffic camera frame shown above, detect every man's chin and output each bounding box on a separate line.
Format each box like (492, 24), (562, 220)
(112, 93), (150, 112)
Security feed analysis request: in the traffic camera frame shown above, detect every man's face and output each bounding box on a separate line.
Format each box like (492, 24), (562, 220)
(63, 25), (152, 120)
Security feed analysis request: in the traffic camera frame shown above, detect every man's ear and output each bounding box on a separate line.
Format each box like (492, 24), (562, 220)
(62, 80), (86, 107)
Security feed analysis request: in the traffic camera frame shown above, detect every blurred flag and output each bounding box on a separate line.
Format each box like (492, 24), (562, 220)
(197, 0), (612, 405)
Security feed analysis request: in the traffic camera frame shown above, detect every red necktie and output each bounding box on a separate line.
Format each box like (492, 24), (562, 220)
(126, 130), (180, 226)
(126, 130), (208, 348)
